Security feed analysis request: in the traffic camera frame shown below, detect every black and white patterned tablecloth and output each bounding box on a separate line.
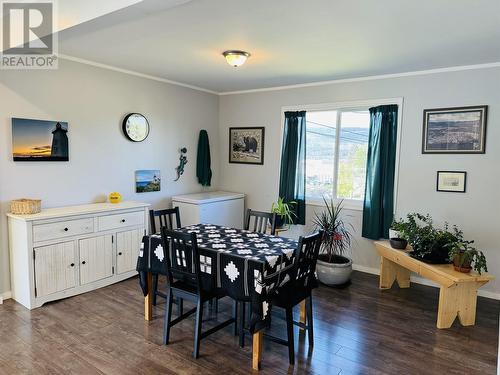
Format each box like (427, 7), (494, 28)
(136, 224), (298, 332)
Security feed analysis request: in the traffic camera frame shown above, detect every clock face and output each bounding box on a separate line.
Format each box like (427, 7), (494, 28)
(123, 113), (149, 142)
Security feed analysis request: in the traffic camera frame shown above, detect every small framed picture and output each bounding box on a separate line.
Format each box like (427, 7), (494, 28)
(229, 127), (265, 165)
(436, 171), (467, 193)
(135, 170), (161, 193)
(422, 105), (487, 154)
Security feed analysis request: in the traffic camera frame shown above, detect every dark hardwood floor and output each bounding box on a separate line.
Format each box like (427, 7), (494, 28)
(0, 271), (498, 375)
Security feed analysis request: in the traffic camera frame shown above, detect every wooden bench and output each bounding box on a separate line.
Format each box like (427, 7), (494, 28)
(374, 241), (494, 329)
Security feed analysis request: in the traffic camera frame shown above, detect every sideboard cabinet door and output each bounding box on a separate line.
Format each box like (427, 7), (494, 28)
(34, 241), (77, 297)
(116, 229), (143, 274)
(79, 235), (114, 285)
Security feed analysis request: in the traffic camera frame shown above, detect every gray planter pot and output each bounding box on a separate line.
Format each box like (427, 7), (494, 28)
(316, 257), (353, 286)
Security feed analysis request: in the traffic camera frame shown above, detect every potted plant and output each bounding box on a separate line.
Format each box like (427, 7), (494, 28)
(390, 218), (410, 250)
(312, 197), (353, 286)
(446, 240), (488, 274)
(271, 197), (296, 228)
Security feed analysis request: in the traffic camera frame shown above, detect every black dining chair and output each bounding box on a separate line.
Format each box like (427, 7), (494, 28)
(265, 231), (323, 365)
(161, 228), (237, 358)
(149, 207), (181, 307)
(244, 209), (277, 236)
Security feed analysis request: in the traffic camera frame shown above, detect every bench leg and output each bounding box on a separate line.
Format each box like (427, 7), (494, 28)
(379, 257), (411, 289)
(144, 272), (153, 321)
(299, 300), (306, 330)
(437, 282), (485, 329)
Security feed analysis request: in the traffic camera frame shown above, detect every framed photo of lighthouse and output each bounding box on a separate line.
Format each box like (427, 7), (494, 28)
(12, 118), (69, 161)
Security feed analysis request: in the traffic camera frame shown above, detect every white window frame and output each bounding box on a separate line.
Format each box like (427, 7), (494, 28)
(280, 98), (404, 212)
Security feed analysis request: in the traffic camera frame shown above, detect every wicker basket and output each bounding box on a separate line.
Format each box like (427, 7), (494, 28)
(10, 199), (42, 215)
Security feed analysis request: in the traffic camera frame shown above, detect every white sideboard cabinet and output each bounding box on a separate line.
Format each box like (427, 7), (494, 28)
(7, 201), (150, 309)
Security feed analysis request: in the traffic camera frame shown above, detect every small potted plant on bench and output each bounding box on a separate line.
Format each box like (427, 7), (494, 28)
(390, 218), (410, 250)
(446, 240), (488, 274)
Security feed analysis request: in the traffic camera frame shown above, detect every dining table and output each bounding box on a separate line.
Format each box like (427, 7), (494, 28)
(136, 223), (303, 370)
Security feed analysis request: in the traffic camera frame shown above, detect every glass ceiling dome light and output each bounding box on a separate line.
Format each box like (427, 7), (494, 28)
(222, 50), (250, 67)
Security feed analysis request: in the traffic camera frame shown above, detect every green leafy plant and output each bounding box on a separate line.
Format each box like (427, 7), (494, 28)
(271, 197), (296, 226)
(446, 240), (488, 274)
(390, 218), (411, 240)
(312, 197), (353, 263)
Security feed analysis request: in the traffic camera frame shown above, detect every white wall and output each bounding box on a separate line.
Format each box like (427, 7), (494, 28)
(0, 59), (219, 294)
(218, 66), (500, 297)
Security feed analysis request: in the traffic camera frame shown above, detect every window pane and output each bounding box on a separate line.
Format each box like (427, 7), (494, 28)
(337, 111), (370, 200)
(305, 111), (337, 200)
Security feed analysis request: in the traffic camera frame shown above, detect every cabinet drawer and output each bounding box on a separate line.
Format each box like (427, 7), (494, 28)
(98, 211), (144, 231)
(33, 218), (94, 242)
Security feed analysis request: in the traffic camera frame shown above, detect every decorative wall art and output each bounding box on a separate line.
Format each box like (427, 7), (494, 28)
(436, 171), (467, 193)
(422, 106), (487, 154)
(229, 127), (265, 165)
(12, 118), (69, 161)
(174, 147), (188, 181)
(135, 170), (161, 193)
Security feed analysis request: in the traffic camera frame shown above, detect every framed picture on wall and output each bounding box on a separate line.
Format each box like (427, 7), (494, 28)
(135, 170), (161, 193)
(229, 127), (265, 165)
(422, 105), (487, 154)
(12, 118), (69, 161)
(436, 171), (467, 193)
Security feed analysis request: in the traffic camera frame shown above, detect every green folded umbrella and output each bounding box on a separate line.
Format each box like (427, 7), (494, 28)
(196, 129), (212, 186)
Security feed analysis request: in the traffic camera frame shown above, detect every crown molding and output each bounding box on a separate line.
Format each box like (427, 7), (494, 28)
(219, 62), (500, 95)
(59, 54), (219, 95)
(58, 55), (500, 97)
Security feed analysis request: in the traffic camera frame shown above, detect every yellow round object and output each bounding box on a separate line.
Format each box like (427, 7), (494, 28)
(109, 192), (122, 204)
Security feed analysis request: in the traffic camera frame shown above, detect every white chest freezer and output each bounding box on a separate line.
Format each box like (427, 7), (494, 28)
(172, 191), (245, 229)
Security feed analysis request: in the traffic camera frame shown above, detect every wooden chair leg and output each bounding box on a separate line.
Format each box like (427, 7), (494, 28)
(285, 307), (295, 365)
(232, 300), (238, 336)
(162, 289), (173, 345)
(238, 301), (246, 348)
(152, 274), (159, 306)
(305, 296), (314, 346)
(193, 298), (204, 359)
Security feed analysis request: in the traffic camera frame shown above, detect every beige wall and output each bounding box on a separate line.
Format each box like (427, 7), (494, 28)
(0, 59), (219, 294)
(218, 67), (500, 298)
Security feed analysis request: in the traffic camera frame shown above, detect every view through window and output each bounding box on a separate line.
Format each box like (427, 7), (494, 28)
(305, 109), (370, 203)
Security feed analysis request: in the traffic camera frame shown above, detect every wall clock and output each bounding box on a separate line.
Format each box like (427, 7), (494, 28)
(122, 113), (150, 142)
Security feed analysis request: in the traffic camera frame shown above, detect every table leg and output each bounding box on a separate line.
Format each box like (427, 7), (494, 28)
(436, 281), (486, 329)
(145, 272), (153, 321)
(379, 257), (411, 289)
(252, 331), (263, 370)
(299, 300), (306, 330)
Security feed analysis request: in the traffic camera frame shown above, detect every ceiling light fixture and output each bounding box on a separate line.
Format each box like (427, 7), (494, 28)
(222, 50), (250, 67)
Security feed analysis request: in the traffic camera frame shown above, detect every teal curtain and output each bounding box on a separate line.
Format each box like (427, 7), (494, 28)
(196, 130), (212, 186)
(279, 111), (306, 225)
(362, 105), (398, 239)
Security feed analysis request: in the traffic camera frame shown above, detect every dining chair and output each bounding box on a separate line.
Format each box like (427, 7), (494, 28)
(244, 209), (277, 236)
(149, 207), (182, 307)
(160, 228), (237, 358)
(265, 231), (323, 365)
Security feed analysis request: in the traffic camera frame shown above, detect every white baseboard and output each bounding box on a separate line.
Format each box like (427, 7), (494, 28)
(352, 263), (500, 301)
(0, 291), (12, 304)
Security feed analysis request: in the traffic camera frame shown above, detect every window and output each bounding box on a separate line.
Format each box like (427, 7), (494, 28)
(305, 108), (370, 206)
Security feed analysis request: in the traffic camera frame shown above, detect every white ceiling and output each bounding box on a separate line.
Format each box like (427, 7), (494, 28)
(58, 0), (500, 93)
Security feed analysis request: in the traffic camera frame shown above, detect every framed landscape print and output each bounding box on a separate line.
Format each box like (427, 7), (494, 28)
(436, 171), (467, 193)
(229, 127), (265, 165)
(135, 170), (161, 193)
(422, 105), (487, 154)
(12, 118), (69, 161)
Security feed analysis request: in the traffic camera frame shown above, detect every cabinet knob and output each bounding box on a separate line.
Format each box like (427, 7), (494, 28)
(64, 227), (69, 232)
(118, 252), (122, 256)
(82, 261), (86, 265)
(70, 263), (75, 267)
(121, 219), (126, 223)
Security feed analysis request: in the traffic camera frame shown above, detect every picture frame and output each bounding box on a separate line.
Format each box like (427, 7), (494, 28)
(135, 170), (161, 193)
(229, 127), (265, 165)
(436, 171), (467, 193)
(422, 105), (487, 154)
(12, 118), (69, 162)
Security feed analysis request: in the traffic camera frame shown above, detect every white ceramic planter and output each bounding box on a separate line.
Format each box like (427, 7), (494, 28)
(316, 257), (353, 286)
